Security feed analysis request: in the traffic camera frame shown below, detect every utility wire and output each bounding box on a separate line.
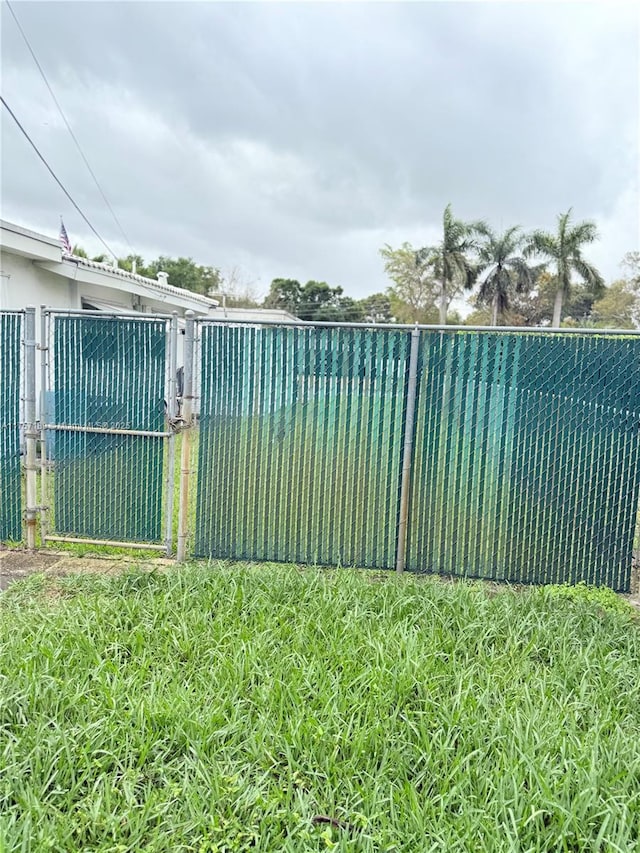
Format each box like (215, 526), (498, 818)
(1, 94), (118, 260)
(6, 0), (134, 254)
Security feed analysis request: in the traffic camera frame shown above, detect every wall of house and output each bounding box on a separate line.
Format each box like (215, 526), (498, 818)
(0, 249), (198, 419)
(0, 252), (77, 314)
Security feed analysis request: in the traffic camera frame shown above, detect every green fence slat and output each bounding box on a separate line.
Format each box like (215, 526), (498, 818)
(406, 331), (640, 591)
(194, 324), (640, 592)
(0, 312), (22, 542)
(195, 325), (411, 567)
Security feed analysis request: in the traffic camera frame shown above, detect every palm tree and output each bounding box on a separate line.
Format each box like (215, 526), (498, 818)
(526, 209), (604, 327)
(417, 204), (484, 324)
(476, 225), (535, 326)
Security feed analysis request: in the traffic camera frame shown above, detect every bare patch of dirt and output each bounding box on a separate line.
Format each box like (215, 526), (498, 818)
(0, 550), (170, 592)
(0, 551), (60, 590)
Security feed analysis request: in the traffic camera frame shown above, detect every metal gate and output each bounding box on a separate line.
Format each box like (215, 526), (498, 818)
(193, 320), (640, 591)
(0, 311), (23, 542)
(42, 311), (178, 552)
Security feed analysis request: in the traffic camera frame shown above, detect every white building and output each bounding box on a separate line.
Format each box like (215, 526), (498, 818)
(0, 219), (295, 325)
(1, 219), (296, 420)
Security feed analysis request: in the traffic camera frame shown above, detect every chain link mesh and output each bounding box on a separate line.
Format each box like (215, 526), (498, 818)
(45, 314), (169, 543)
(194, 323), (410, 566)
(406, 332), (640, 590)
(0, 312), (23, 541)
(194, 323), (639, 590)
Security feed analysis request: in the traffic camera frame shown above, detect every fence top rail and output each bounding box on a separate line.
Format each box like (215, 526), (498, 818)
(42, 308), (175, 321)
(195, 316), (640, 337)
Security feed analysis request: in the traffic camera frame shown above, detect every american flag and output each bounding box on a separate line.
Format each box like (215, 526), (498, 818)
(59, 217), (72, 254)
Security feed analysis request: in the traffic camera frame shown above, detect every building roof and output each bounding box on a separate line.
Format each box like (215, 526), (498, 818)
(212, 306), (299, 323)
(62, 253), (219, 310)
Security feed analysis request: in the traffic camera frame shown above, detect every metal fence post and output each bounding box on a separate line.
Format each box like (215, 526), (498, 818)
(39, 306), (49, 540)
(177, 311), (195, 562)
(164, 313), (179, 555)
(395, 326), (421, 573)
(24, 306), (38, 550)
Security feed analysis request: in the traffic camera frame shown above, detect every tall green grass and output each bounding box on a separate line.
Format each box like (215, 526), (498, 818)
(1, 566), (639, 851)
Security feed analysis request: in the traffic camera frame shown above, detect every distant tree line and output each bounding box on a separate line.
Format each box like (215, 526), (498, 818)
(264, 207), (638, 329)
(73, 206), (639, 329)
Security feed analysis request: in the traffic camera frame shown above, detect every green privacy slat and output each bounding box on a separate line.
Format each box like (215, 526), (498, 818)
(406, 331), (640, 592)
(195, 324), (411, 567)
(194, 324), (639, 591)
(0, 313), (22, 542)
(51, 316), (166, 542)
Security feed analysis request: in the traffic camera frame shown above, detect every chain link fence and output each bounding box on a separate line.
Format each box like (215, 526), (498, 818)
(0, 311), (23, 542)
(193, 320), (640, 592)
(1, 310), (639, 592)
(405, 331), (640, 589)
(193, 323), (412, 566)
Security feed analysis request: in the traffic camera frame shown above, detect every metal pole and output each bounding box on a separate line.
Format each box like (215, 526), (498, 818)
(39, 305), (48, 541)
(197, 316), (640, 336)
(44, 535), (166, 551)
(396, 327), (421, 573)
(24, 306), (38, 550)
(164, 313), (178, 556)
(177, 311), (195, 562)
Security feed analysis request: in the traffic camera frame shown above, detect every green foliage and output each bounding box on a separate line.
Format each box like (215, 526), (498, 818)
(264, 279), (363, 321)
(357, 292), (393, 323)
(144, 256), (222, 295)
(525, 209), (604, 326)
(544, 581), (636, 617)
(300, 280), (346, 321)
(475, 225), (537, 325)
(416, 204), (485, 324)
(380, 242), (437, 323)
(117, 253), (146, 274)
(2, 566), (639, 851)
(590, 271), (640, 329)
(264, 278), (303, 314)
(70, 247), (222, 296)
(71, 245), (108, 263)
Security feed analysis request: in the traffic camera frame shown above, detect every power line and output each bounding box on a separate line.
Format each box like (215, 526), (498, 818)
(1, 94), (118, 260)
(5, 0), (134, 254)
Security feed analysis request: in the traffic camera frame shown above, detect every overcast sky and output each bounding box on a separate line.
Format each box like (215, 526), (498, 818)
(1, 1), (638, 298)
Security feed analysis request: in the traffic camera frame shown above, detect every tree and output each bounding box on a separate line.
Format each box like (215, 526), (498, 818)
(144, 256), (222, 295)
(380, 242), (437, 323)
(118, 254), (147, 275)
(264, 279), (303, 314)
(298, 280), (344, 320)
(590, 254), (640, 329)
(526, 209), (604, 327)
(416, 204), (485, 324)
(71, 245), (109, 263)
(590, 280), (639, 329)
(263, 279), (361, 321)
(217, 266), (261, 309)
(358, 293), (394, 323)
(475, 225), (536, 326)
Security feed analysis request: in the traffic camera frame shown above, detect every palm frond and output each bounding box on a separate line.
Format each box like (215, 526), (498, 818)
(572, 257), (605, 293)
(567, 220), (599, 248)
(506, 256), (535, 294)
(525, 230), (558, 259)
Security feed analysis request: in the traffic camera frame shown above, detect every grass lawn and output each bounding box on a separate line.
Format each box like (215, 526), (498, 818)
(1, 566), (639, 852)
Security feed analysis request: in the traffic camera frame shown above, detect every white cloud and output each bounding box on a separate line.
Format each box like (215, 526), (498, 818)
(1, 1), (637, 296)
